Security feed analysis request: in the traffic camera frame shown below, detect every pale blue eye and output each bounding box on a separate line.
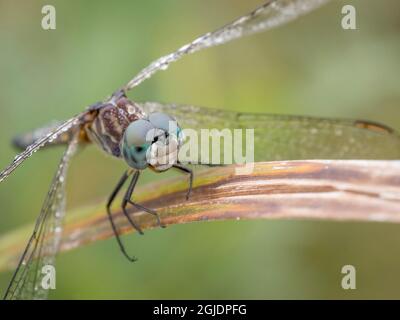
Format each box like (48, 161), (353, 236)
(124, 119), (155, 146)
(149, 112), (181, 138)
(122, 115), (183, 170)
(122, 119), (155, 170)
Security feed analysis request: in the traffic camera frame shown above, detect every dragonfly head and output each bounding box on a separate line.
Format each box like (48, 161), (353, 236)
(121, 112), (184, 172)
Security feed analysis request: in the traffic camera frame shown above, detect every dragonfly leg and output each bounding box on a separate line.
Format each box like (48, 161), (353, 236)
(123, 170), (166, 229)
(173, 164), (193, 200)
(106, 170), (137, 262)
(121, 171), (145, 234)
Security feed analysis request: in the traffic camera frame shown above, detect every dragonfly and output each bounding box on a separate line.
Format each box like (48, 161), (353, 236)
(1, 0), (400, 300)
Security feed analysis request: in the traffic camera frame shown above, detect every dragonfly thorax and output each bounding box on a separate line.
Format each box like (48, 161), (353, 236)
(85, 97), (147, 157)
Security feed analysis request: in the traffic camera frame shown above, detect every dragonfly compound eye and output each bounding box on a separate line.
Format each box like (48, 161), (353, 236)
(122, 117), (180, 171)
(122, 119), (156, 170)
(148, 112), (183, 143)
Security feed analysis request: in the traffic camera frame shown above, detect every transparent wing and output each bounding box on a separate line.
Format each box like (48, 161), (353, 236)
(140, 102), (400, 161)
(3, 132), (79, 300)
(123, 0), (330, 91)
(0, 113), (85, 183)
(12, 120), (64, 151)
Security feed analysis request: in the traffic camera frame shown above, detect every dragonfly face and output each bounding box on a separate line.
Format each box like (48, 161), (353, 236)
(121, 112), (184, 172)
(85, 94), (185, 172)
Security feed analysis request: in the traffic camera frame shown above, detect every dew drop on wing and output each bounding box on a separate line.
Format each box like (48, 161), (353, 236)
(160, 63), (169, 71)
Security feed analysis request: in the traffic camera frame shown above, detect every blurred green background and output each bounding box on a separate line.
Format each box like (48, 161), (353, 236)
(0, 0), (400, 299)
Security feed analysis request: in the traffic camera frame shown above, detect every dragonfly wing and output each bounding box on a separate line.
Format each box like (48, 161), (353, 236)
(0, 113), (85, 183)
(12, 120), (73, 151)
(123, 0), (330, 91)
(139, 102), (400, 162)
(3, 131), (79, 300)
